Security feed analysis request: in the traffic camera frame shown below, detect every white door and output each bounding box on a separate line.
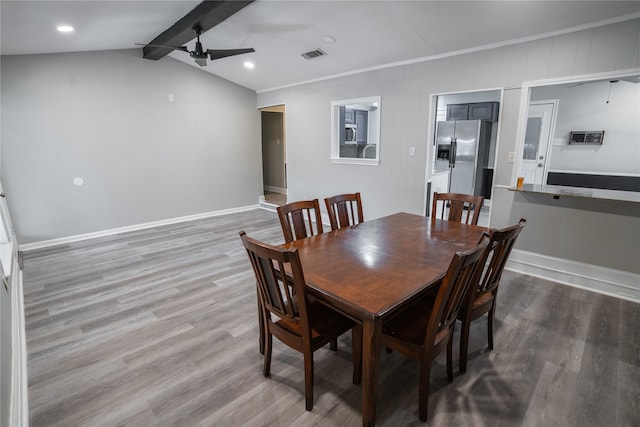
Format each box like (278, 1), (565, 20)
(522, 101), (557, 185)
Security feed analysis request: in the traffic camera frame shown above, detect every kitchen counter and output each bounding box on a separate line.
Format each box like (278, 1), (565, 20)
(504, 183), (640, 203)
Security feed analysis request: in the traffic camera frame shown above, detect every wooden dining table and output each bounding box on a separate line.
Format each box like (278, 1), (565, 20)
(282, 212), (487, 426)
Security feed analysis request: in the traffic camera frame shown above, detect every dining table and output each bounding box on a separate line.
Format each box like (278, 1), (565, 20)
(282, 212), (488, 426)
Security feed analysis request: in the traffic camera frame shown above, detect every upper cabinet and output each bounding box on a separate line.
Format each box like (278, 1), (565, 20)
(355, 110), (368, 143)
(344, 108), (355, 124)
(447, 101), (499, 122)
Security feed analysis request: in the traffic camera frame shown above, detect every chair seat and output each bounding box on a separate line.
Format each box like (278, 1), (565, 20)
(276, 300), (354, 344)
(472, 291), (494, 308)
(383, 298), (448, 349)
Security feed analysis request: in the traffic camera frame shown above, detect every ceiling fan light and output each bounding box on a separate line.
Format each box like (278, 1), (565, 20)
(57, 25), (74, 33)
(244, 61), (255, 69)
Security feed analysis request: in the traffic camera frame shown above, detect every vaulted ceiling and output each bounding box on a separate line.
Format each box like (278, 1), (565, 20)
(2, 1), (639, 92)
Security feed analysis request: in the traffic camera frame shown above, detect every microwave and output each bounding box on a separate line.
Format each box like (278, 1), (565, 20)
(345, 124), (357, 143)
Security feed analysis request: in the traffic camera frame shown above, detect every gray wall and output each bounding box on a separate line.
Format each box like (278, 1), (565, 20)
(1, 283), (10, 427)
(1, 49), (262, 244)
(258, 18), (640, 274)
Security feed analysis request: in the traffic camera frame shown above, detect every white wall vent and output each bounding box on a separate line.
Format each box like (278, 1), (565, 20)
(302, 49), (326, 60)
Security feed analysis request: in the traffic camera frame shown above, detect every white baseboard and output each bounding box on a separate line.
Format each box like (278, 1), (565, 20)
(11, 267), (28, 426)
(20, 204), (259, 251)
(507, 249), (640, 303)
(264, 186), (287, 194)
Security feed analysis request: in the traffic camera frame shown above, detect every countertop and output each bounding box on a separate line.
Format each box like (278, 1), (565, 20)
(503, 183), (640, 203)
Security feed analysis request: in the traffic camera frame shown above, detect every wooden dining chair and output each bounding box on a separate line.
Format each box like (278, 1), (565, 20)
(457, 218), (526, 373)
(324, 192), (364, 230)
(273, 199), (335, 352)
(277, 199), (324, 243)
(431, 192), (484, 225)
(239, 231), (362, 411)
(380, 239), (488, 422)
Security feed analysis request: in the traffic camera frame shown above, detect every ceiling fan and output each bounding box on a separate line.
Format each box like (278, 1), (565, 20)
(137, 24), (254, 67)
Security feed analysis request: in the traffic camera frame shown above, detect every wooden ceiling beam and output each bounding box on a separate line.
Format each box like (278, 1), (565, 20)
(142, 0), (254, 60)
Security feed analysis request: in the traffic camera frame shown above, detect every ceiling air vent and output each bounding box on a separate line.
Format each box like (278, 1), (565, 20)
(302, 49), (326, 60)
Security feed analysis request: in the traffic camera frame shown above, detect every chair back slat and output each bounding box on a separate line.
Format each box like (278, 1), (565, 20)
(424, 239), (488, 348)
(476, 219), (526, 295)
(324, 192), (364, 230)
(431, 192), (483, 225)
(240, 231), (312, 332)
(277, 199), (324, 243)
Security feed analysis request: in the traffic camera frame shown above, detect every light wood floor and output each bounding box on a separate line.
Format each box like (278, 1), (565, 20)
(22, 209), (639, 426)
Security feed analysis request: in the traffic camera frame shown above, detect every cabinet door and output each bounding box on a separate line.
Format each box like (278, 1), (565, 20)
(446, 104), (469, 121)
(344, 108), (355, 124)
(468, 102), (499, 121)
(355, 110), (368, 143)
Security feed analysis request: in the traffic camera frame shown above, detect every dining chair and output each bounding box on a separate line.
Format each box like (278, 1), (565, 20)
(239, 231), (362, 411)
(277, 199), (324, 243)
(431, 192), (484, 225)
(380, 238), (488, 422)
(274, 199), (336, 352)
(457, 218), (526, 373)
(324, 192), (364, 230)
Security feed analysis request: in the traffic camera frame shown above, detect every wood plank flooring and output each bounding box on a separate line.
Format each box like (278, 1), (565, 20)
(22, 209), (639, 426)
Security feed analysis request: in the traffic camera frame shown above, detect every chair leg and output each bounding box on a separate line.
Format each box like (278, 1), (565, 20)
(330, 338), (337, 352)
(263, 332), (272, 377)
(258, 311), (265, 355)
(459, 316), (471, 373)
(257, 293), (265, 355)
(488, 306), (495, 350)
(417, 359), (432, 422)
(352, 325), (362, 385)
(447, 334), (454, 382)
(304, 351), (314, 411)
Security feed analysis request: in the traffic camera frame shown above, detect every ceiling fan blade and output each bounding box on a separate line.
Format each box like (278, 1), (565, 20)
(135, 43), (189, 53)
(194, 57), (208, 67)
(207, 48), (255, 61)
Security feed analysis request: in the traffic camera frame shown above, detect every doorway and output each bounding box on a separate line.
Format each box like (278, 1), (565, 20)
(260, 105), (287, 206)
(522, 100), (558, 185)
(427, 89), (502, 227)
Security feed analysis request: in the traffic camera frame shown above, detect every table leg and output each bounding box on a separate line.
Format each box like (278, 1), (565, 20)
(361, 318), (381, 427)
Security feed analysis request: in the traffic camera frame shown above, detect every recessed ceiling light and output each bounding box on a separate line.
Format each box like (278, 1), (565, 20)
(57, 25), (74, 33)
(321, 35), (335, 44)
(244, 61), (255, 69)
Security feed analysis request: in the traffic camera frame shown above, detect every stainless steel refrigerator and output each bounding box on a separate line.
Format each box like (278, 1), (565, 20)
(433, 120), (492, 196)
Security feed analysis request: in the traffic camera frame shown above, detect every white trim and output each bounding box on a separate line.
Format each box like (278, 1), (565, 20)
(258, 13), (640, 94)
(264, 185), (287, 194)
(20, 205), (259, 251)
(507, 249), (640, 303)
(10, 266), (28, 427)
(330, 158), (380, 166)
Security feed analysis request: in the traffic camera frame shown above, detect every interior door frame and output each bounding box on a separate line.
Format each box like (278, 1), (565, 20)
(259, 104), (287, 197)
(523, 100), (558, 185)
(424, 87), (505, 225)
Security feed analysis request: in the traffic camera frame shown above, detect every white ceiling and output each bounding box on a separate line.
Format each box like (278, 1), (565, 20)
(2, 1), (640, 92)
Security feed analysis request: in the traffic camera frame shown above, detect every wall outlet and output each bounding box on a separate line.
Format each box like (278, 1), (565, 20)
(507, 151), (516, 163)
(409, 146), (416, 157)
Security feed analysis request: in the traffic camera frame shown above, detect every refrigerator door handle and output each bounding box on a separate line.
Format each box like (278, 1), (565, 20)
(450, 138), (457, 168)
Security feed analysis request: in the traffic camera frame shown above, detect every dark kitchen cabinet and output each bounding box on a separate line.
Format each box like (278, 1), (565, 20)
(355, 110), (368, 143)
(446, 104), (469, 121)
(446, 102), (499, 122)
(469, 102), (499, 121)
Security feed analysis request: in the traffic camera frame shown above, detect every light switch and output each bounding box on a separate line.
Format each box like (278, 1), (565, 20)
(507, 152), (515, 163)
